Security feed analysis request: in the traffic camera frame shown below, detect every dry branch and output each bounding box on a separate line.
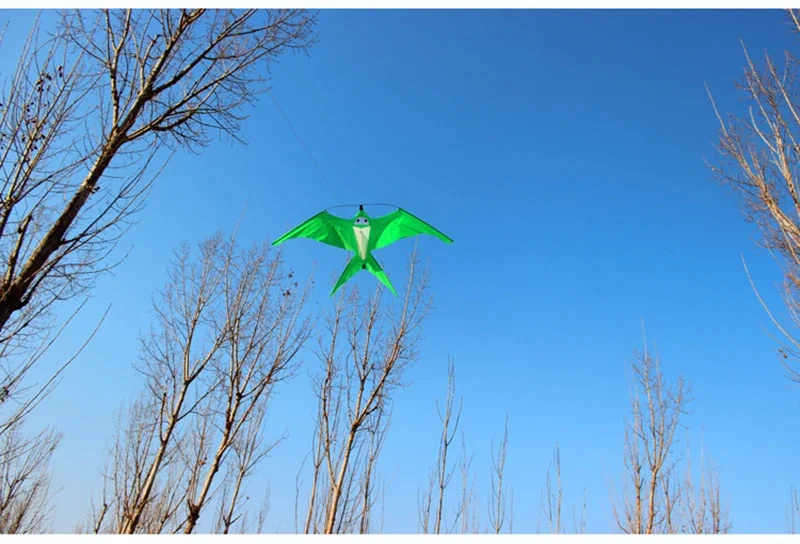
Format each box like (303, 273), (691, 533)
(302, 249), (432, 534)
(488, 414), (509, 534)
(611, 335), (729, 534)
(0, 6), (316, 445)
(92, 233), (310, 534)
(418, 357), (462, 534)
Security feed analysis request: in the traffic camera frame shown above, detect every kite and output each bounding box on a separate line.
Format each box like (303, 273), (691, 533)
(272, 205), (453, 296)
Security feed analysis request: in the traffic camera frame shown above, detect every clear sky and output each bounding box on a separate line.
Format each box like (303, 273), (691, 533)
(2, 8), (800, 534)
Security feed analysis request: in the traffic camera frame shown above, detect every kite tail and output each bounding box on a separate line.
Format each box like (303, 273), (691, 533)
(364, 253), (398, 296)
(331, 256), (364, 297)
(330, 254), (398, 297)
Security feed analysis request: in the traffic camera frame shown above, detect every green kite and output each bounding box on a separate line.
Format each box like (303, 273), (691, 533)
(272, 205), (453, 296)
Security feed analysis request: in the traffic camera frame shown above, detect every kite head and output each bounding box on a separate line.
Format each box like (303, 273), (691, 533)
(353, 205), (370, 229)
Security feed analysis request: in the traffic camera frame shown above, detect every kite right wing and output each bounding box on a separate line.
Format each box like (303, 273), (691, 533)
(371, 208), (454, 250)
(272, 211), (354, 250)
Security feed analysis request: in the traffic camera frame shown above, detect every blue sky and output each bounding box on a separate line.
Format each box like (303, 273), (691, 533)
(2, 8), (800, 534)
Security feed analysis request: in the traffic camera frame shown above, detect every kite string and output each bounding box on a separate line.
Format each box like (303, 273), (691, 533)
(267, 88), (332, 186)
(267, 90), (399, 213)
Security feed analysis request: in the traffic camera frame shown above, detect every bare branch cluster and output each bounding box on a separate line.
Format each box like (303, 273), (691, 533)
(612, 338), (729, 534)
(0, 8), (317, 334)
(488, 414), (510, 534)
(0, 9), (316, 532)
(707, 10), (800, 526)
(0, 421), (60, 533)
(708, 9), (800, 382)
(418, 357), (463, 534)
(300, 249), (432, 534)
(682, 435), (731, 534)
(540, 444), (564, 534)
(0, 6), (316, 449)
(88, 233), (311, 534)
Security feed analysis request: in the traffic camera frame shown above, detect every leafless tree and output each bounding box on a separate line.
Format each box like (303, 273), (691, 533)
(418, 469), (433, 534)
(612, 341), (690, 534)
(573, 487), (587, 534)
(301, 250), (432, 534)
(213, 399), (279, 535)
(788, 485), (800, 533)
(488, 414), (510, 534)
(707, 9), (800, 379)
(457, 433), (478, 534)
(92, 396), (188, 534)
(0, 10), (315, 531)
(89, 232), (310, 534)
(706, 11), (800, 524)
(0, 5), (316, 441)
(681, 433), (731, 534)
(418, 357), (462, 534)
(0, 421), (60, 533)
(0, 20), (97, 414)
(538, 443), (586, 534)
(611, 334), (730, 535)
(0, 291), (104, 536)
(0, 291), (105, 535)
(357, 411), (390, 534)
(541, 443), (563, 534)
(0, 8), (317, 333)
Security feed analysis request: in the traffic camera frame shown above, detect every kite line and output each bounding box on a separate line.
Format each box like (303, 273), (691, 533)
(267, 89), (331, 186)
(266, 90), (400, 214)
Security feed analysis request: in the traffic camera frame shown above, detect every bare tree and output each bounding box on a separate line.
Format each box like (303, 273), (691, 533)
(0, 20), (97, 403)
(538, 443), (587, 534)
(0, 8), (317, 333)
(0, 7), (316, 439)
(417, 469), (433, 534)
(0, 421), (60, 533)
(177, 237), (310, 534)
(357, 410), (390, 534)
(706, 11), (800, 526)
(0, 297), (105, 535)
(0, 292), (105, 535)
(682, 433), (731, 534)
(488, 414), (510, 534)
(457, 433), (478, 534)
(0, 10), (315, 530)
(707, 9), (800, 377)
(100, 395), (188, 534)
(91, 232), (310, 534)
(788, 485), (800, 533)
(301, 250), (432, 534)
(213, 399), (281, 535)
(573, 487), (587, 534)
(418, 357), (462, 534)
(611, 335), (729, 535)
(541, 443), (563, 534)
(612, 341), (690, 534)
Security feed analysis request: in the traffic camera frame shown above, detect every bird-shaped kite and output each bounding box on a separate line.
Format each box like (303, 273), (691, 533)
(272, 205), (453, 296)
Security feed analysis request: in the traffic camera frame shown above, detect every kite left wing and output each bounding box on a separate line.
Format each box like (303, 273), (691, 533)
(272, 211), (353, 250)
(371, 208), (454, 250)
